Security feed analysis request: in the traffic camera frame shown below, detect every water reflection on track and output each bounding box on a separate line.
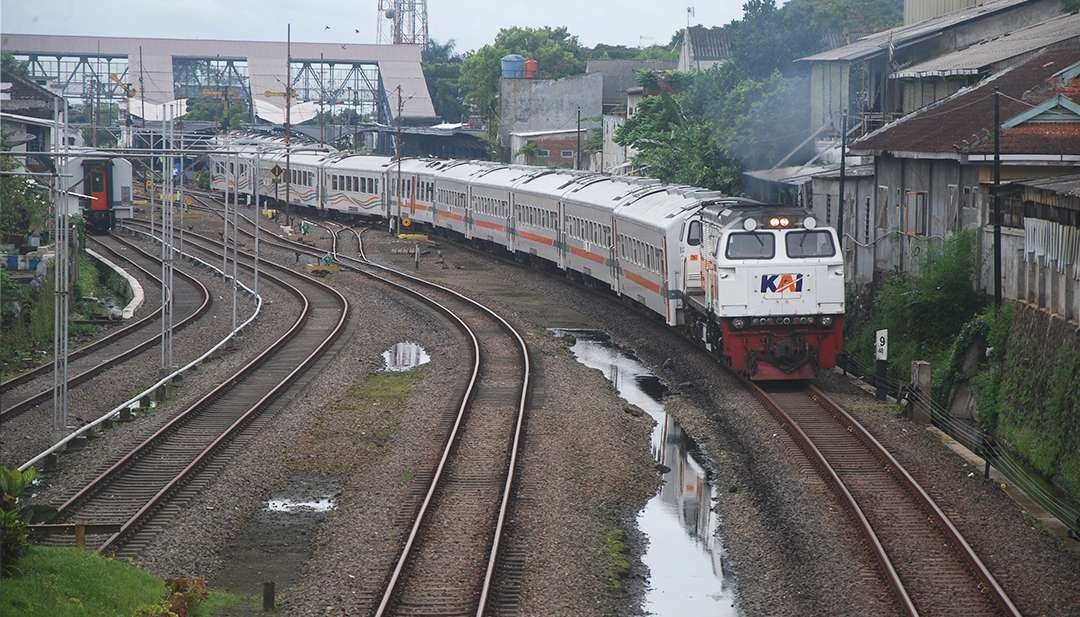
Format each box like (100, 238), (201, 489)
(551, 329), (738, 616)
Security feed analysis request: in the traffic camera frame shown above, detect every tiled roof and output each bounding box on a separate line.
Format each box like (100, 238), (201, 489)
(851, 49), (1080, 156)
(687, 25), (734, 61)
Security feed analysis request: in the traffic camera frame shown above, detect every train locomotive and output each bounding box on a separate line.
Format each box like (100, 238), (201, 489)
(59, 151), (134, 233)
(208, 134), (844, 380)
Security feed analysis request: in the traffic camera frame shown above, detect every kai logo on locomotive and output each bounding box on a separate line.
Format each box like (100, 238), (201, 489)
(760, 273), (804, 296)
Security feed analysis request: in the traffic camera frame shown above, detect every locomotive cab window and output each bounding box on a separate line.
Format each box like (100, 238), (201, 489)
(686, 220), (702, 246)
(725, 232), (775, 259)
(785, 230), (835, 258)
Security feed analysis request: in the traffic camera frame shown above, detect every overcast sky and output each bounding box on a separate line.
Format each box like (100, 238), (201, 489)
(3, 1), (745, 53)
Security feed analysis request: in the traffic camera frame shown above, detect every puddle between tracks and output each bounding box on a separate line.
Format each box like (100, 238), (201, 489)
(382, 341), (431, 372)
(551, 329), (738, 617)
(213, 475), (341, 598)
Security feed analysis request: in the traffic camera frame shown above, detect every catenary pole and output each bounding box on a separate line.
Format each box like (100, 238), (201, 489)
(232, 151), (239, 331)
(254, 148), (261, 294)
(837, 111), (847, 253)
(285, 23), (293, 227)
(993, 89), (1003, 306)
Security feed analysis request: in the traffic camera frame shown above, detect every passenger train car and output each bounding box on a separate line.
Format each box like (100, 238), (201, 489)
(208, 134), (844, 380)
(59, 151), (134, 232)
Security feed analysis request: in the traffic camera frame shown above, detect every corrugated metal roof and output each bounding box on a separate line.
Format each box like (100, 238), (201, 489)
(687, 25), (735, 61)
(893, 12), (1080, 78)
(1017, 173), (1080, 197)
(851, 49), (1080, 155)
(798, 0), (1030, 63)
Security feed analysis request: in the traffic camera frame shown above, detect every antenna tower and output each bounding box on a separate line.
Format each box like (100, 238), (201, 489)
(377, 0), (428, 46)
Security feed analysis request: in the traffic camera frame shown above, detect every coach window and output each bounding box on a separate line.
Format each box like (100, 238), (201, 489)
(725, 232), (776, 259)
(785, 230), (836, 258)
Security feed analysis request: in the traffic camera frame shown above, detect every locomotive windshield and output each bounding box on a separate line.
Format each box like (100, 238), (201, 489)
(785, 230), (836, 258)
(725, 232), (775, 259)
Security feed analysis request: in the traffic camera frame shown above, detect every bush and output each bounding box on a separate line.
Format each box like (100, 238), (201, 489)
(0, 510), (30, 576)
(0, 465), (55, 577)
(845, 231), (984, 384)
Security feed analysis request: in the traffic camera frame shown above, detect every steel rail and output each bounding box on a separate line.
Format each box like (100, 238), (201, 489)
(1, 237), (212, 421)
(1, 236), (165, 391)
(49, 220), (348, 554)
(384, 224), (1024, 616)
(805, 384), (1022, 617)
(189, 195), (530, 616)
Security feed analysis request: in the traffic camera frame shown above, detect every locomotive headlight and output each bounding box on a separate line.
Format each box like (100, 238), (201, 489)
(820, 316), (834, 327)
(779, 217), (790, 227)
(782, 317), (791, 325)
(804, 216), (817, 229)
(769, 217), (780, 227)
(743, 218), (758, 231)
(732, 318), (747, 330)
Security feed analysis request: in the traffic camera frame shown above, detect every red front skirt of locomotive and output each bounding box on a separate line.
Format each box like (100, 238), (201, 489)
(720, 317), (844, 380)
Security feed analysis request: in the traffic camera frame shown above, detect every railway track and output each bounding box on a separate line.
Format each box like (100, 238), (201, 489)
(40, 220), (348, 556)
(0, 235), (212, 422)
(751, 383), (1020, 617)
(189, 194), (530, 616)
(366, 216), (1026, 616)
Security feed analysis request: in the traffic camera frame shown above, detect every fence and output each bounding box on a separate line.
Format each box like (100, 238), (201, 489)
(837, 352), (1080, 538)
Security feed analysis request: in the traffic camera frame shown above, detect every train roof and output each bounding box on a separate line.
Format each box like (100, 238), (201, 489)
(469, 165), (532, 190)
(511, 169), (593, 200)
(324, 154), (392, 173)
(436, 161), (501, 182)
(564, 176), (658, 212)
(616, 186), (704, 230)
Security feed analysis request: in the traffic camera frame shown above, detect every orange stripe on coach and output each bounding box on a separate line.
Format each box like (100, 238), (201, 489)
(518, 230), (555, 246)
(570, 245), (605, 264)
(475, 219), (505, 232)
(624, 270), (661, 294)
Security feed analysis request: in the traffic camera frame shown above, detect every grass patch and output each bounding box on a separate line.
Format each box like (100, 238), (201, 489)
(599, 528), (631, 591)
(0, 547), (243, 617)
(0, 546), (166, 617)
(190, 589), (250, 617)
(290, 372), (419, 474)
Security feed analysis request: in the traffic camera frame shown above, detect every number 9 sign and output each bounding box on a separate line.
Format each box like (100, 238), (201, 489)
(875, 329), (889, 361)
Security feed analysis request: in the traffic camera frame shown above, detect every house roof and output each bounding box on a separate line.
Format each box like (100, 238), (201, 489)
(851, 49), (1080, 157)
(798, 0), (1031, 63)
(686, 25), (734, 62)
(893, 12), (1080, 78)
(1016, 172), (1080, 197)
(509, 129), (585, 138)
(586, 59), (678, 107)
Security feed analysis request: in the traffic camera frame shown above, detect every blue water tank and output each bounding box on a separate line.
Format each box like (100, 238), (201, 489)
(500, 54), (525, 79)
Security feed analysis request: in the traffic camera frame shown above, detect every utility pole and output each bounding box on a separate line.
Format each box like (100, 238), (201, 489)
(837, 111), (847, 253)
(254, 148), (261, 294)
(576, 106), (582, 171)
(993, 89), (1003, 306)
(51, 94), (70, 438)
(395, 85), (404, 233)
(319, 52), (326, 147)
(285, 23), (293, 227)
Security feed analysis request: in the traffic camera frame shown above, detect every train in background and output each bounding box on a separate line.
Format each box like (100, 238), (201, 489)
(58, 151), (134, 233)
(208, 133), (844, 380)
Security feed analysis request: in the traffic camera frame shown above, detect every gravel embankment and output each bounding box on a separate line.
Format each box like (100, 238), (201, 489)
(816, 372), (1080, 616)
(151, 202), (661, 616)
(361, 229), (914, 616)
(27, 229), (297, 506)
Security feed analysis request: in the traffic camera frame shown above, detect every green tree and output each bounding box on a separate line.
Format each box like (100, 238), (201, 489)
(460, 26), (586, 128)
(183, 97), (249, 130)
(1, 53), (29, 78)
(422, 39), (466, 123)
(0, 144), (50, 242)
